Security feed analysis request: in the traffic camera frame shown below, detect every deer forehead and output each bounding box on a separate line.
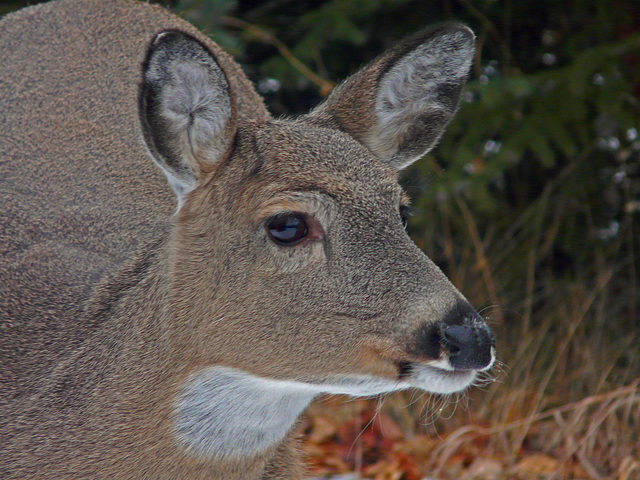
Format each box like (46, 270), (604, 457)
(229, 121), (405, 209)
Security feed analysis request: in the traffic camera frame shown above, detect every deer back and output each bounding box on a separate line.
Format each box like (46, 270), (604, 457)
(0, 0), (269, 401)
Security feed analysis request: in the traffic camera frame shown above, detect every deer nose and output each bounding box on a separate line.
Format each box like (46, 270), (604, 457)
(442, 323), (494, 370)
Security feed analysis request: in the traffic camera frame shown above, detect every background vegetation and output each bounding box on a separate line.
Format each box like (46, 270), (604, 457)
(3, 0), (638, 478)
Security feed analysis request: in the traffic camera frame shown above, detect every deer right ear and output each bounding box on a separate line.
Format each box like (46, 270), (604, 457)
(140, 31), (237, 203)
(307, 24), (474, 170)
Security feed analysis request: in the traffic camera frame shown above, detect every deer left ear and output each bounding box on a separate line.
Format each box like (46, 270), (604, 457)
(307, 24), (474, 170)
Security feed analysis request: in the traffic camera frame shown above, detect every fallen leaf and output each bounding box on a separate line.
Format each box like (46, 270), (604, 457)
(513, 453), (561, 477)
(376, 414), (405, 442)
(463, 457), (504, 480)
(309, 416), (338, 444)
(394, 434), (439, 463)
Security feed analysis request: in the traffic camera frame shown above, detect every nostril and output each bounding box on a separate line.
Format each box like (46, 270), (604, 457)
(443, 324), (493, 370)
(447, 343), (461, 355)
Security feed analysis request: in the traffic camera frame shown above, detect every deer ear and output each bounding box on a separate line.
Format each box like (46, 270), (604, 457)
(140, 31), (236, 202)
(307, 24), (474, 170)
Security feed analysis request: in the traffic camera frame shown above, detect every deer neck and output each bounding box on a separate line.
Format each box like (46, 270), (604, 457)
(94, 244), (316, 465)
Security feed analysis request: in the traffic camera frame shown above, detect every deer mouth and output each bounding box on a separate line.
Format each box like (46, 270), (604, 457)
(298, 350), (485, 397)
(356, 336), (494, 395)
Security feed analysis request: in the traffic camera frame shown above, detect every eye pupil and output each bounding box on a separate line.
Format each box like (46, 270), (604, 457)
(267, 213), (309, 245)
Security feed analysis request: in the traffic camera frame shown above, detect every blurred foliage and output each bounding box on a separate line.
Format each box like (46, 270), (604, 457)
(0, 0), (46, 15)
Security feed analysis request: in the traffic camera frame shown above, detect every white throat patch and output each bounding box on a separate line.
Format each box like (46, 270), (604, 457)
(174, 367), (317, 459)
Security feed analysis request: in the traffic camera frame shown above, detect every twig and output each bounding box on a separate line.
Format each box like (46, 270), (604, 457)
(454, 0), (517, 71)
(220, 16), (335, 95)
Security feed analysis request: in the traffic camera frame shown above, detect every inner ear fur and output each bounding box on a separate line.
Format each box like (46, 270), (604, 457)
(140, 31), (238, 201)
(306, 24), (475, 170)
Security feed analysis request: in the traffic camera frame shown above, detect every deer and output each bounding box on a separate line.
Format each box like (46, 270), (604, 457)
(0, 0), (495, 478)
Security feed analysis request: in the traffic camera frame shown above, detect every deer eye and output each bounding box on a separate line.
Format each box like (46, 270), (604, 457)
(400, 205), (413, 229)
(267, 213), (309, 245)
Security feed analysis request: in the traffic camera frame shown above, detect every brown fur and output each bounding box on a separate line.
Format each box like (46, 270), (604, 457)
(0, 1), (494, 478)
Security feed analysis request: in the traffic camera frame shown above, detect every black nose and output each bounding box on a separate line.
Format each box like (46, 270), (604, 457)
(443, 323), (494, 370)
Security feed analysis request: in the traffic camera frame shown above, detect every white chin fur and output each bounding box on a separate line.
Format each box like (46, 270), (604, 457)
(408, 364), (476, 394)
(315, 364), (477, 397)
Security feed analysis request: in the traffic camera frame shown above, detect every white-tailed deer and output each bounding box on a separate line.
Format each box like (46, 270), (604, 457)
(0, 0), (495, 478)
